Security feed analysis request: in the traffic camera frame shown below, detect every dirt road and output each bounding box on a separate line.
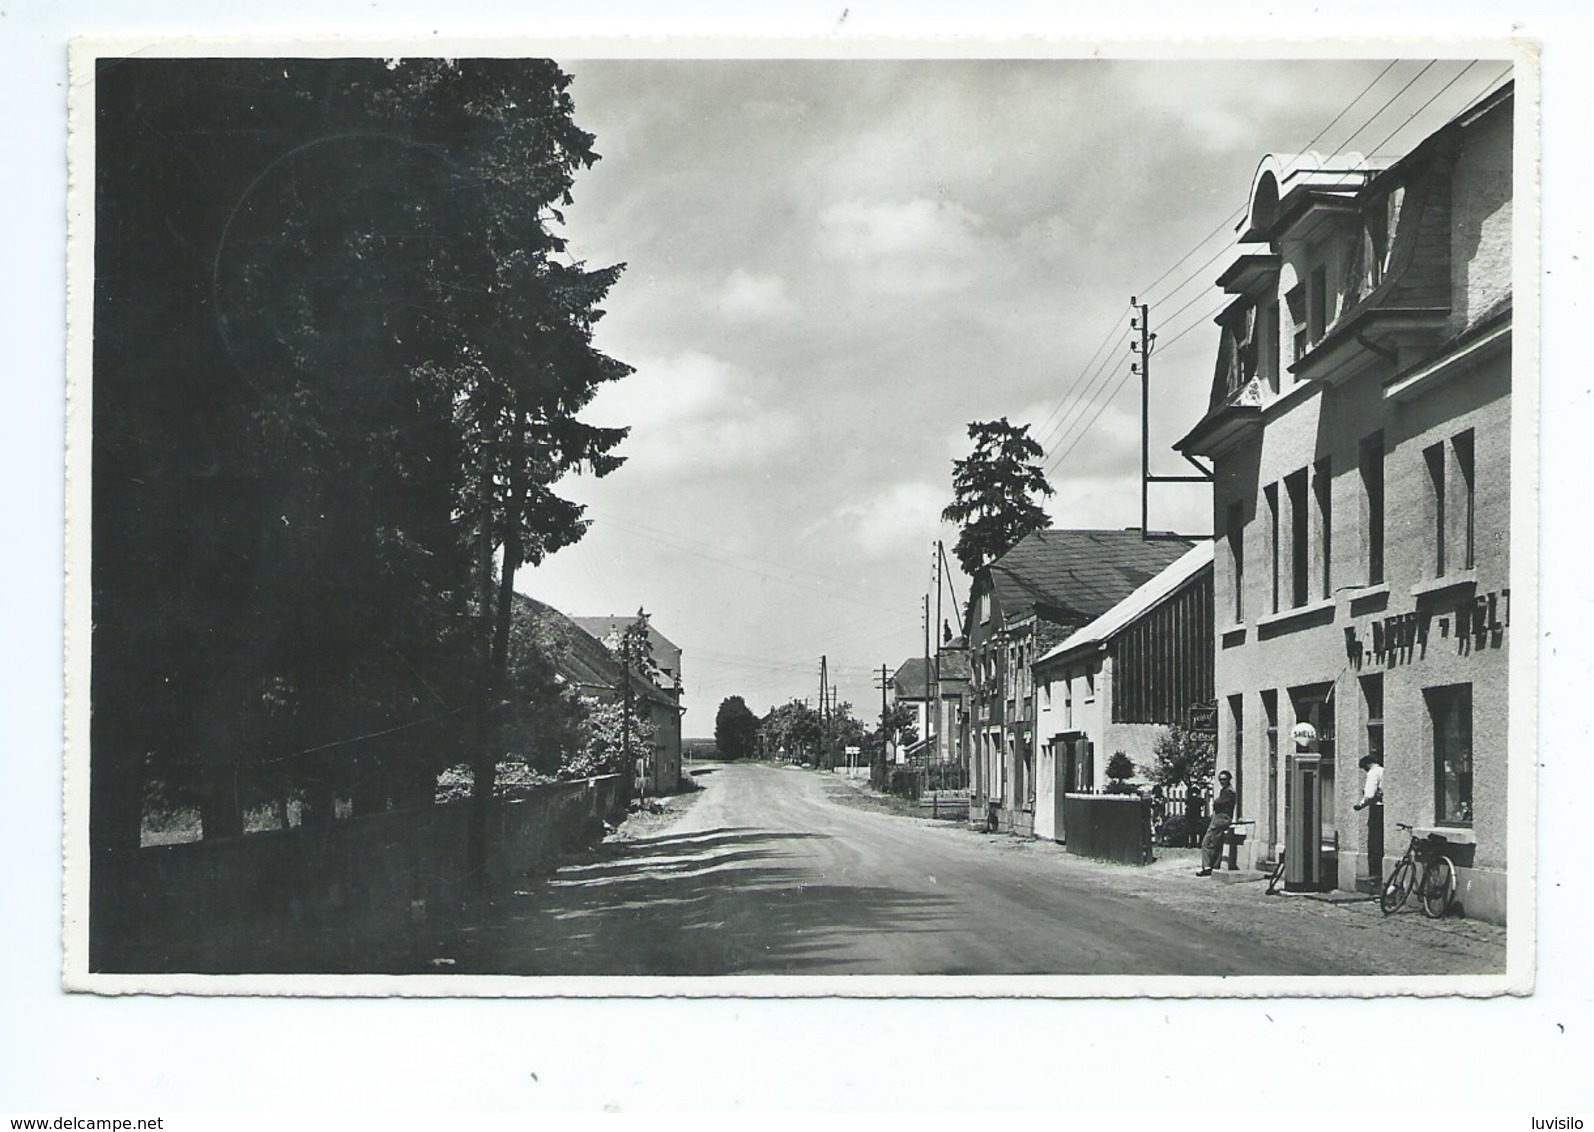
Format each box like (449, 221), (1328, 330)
(432, 761), (1505, 977)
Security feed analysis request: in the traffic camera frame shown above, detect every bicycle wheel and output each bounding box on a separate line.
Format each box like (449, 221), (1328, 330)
(1381, 856), (1415, 914)
(1422, 855), (1456, 919)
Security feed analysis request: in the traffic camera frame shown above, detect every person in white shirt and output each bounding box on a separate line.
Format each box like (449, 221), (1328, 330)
(1354, 755), (1384, 883)
(1354, 755), (1384, 811)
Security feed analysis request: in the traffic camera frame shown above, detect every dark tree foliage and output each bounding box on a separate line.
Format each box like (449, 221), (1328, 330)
(941, 418), (1054, 576)
(713, 696), (759, 760)
(878, 702), (919, 749)
(757, 700), (823, 763)
(1147, 725), (1217, 793)
(1105, 750), (1138, 794)
(90, 58), (631, 964)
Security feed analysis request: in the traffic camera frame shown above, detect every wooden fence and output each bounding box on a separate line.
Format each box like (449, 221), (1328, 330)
(1060, 794), (1153, 865)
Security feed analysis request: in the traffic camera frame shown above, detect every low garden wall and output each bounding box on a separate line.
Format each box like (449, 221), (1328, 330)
(1062, 793), (1153, 865)
(103, 775), (622, 973)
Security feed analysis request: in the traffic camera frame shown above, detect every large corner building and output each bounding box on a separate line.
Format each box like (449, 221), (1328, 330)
(1176, 83), (1514, 922)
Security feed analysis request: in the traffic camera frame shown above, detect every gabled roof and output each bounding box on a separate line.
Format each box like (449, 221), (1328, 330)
(571, 615), (683, 677)
(1037, 541), (1214, 667)
(986, 529), (1196, 627)
(936, 647), (972, 683)
(517, 595), (679, 711)
(892, 657), (933, 700)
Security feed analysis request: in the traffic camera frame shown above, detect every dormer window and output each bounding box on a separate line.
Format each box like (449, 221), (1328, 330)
(1308, 263), (1329, 345)
(1260, 298), (1280, 392)
(1286, 284), (1307, 361)
(1344, 186), (1403, 308)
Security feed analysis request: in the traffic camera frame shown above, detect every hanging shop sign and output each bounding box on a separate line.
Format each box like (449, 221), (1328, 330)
(1188, 702), (1218, 734)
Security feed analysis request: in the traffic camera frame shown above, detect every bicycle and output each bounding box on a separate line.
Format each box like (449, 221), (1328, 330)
(1380, 822), (1456, 918)
(1264, 849), (1286, 895)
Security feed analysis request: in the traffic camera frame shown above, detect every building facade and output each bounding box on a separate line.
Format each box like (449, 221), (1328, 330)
(575, 613), (685, 794)
(965, 529), (1194, 836)
(1032, 543), (1215, 842)
(1176, 84), (1513, 922)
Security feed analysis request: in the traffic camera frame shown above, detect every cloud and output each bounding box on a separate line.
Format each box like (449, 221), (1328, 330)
(579, 351), (800, 476)
(711, 268), (798, 321)
(834, 480), (949, 558)
(817, 197), (988, 297)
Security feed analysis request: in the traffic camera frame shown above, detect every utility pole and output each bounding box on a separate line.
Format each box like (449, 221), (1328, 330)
(875, 662), (890, 790)
(819, 655), (829, 769)
(934, 543), (943, 771)
(938, 539), (963, 634)
(922, 592), (931, 764)
(1134, 295), (1213, 539)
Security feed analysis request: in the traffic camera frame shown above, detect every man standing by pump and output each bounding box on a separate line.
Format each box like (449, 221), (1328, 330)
(1354, 754), (1385, 884)
(1196, 769), (1237, 877)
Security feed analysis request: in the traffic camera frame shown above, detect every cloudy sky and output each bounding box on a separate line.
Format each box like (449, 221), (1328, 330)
(519, 55), (1512, 730)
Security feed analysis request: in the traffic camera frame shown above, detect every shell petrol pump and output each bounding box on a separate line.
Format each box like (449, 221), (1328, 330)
(1284, 722), (1327, 891)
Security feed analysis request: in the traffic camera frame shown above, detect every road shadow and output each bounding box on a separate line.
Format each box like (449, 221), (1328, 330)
(415, 824), (959, 976)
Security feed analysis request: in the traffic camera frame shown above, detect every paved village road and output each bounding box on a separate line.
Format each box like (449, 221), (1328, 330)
(426, 761), (1503, 978)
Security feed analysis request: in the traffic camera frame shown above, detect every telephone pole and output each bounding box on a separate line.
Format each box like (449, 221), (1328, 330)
(922, 592), (932, 762)
(875, 662), (890, 789)
(819, 655), (829, 769)
(1134, 295), (1213, 539)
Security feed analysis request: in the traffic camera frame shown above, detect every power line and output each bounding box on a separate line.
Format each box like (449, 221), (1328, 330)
(1043, 328), (1138, 477)
(1354, 60), (1494, 167)
(584, 513), (904, 616)
(1138, 60), (1411, 313)
(1304, 59), (1438, 172)
(1044, 60), (1497, 486)
(1031, 306), (1131, 450)
(592, 510), (908, 604)
(1035, 324), (1131, 455)
(1295, 59), (1403, 165)
(1003, 64), (1464, 498)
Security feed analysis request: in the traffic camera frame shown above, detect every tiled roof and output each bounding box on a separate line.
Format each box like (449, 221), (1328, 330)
(571, 615), (683, 677)
(1038, 541), (1214, 665)
(517, 595), (678, 711)
(988, 529), (1195, 626)
(892, 656), (933, 699)
(937, 648), (972, 682)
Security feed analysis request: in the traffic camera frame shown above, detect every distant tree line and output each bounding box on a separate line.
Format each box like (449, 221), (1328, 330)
(710, 695), (915, 769)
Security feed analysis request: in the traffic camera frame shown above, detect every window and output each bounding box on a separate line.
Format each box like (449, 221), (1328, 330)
(1364, 198), (1390, 289)
(1454, 430), (1476, 570)
(1085, 671), (1096, 702)
(979, 591), (992, 624)
(1285, 468), (1309, 607)
(1064, 675), (1073, 729)
(1227, 500), (1246, 622)
(1262, 690), (1279, 849)
(1286, 285), (1308, 362)
(1261, 299), (1280, 393)
(1425, 442), (1447, 576)
(1265, 482), (1281, 613)
(1308, 264), (1329, 344)
(1361, 673), (1384, 768)
(1360, 432), (1385, 585)
(1314, 458), (1332, 599)
(1428, 684), (1473, 826)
